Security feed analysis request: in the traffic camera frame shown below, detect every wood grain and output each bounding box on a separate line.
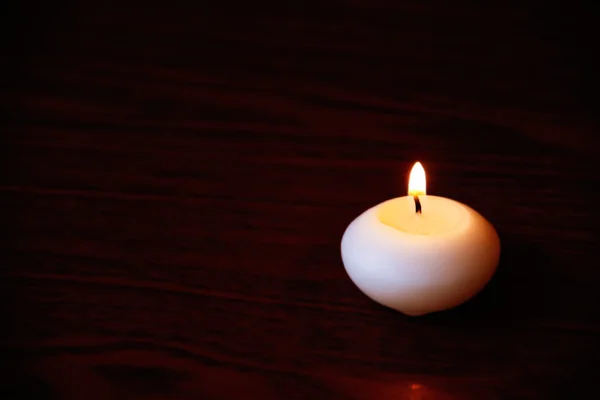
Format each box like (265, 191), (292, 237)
(2, 1), (599, 398)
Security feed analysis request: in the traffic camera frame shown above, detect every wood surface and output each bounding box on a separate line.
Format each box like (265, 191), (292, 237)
(2, 1), (599, 398)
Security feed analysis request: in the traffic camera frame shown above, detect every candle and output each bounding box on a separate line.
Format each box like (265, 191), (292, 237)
(341, 162), (500, 316)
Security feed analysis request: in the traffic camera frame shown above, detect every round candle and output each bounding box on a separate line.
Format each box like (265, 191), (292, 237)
(341, 162), (500, 316)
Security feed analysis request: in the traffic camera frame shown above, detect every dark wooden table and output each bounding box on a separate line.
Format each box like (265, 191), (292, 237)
(2, 1), (599, 398)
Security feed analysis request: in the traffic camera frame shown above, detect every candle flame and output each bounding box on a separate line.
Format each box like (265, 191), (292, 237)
(408, 162), (426, 196)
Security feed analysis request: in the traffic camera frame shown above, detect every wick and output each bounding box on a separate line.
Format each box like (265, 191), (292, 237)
(413, 195), (422, 214)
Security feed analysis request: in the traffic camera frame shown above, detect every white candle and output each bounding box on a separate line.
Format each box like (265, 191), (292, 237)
(341, 162), (500, 316)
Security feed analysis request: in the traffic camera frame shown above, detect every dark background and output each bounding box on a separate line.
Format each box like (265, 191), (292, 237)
(2, 1), (599, 398)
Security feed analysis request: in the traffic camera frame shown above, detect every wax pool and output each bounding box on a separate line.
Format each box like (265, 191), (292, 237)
(341, 195), (500, 316)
